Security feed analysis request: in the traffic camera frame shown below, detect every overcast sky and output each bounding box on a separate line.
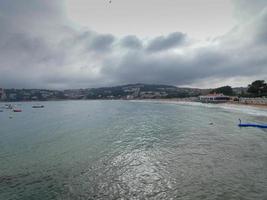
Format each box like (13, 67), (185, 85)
(0, 0), (267, 89)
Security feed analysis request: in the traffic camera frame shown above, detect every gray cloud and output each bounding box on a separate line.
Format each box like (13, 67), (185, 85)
(146, 32), (187, 52)
(253, 7), (267, 44)
(102, 43), (267, 87)
(89, 34), (115, 52)
(0, 0), (267, 89)
(120, 35), (143, 49)
(233, 0), (267, 22)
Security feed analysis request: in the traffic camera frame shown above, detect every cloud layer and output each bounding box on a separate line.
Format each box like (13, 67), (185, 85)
(0, 0), (267, 89)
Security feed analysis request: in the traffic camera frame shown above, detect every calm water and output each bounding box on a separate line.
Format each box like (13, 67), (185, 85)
(0, 100), (267, 200)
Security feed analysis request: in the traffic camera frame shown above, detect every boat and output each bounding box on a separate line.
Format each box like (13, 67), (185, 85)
(5, 104), (13, 109)
(238, 119), (267, 128)
(13, 109), (22, 112)
(32, 105), (44, 108)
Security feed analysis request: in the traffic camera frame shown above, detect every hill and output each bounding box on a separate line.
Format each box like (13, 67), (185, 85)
(1, 84), (210, 101)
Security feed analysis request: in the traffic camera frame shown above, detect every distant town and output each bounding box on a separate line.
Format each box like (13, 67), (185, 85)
(0, 84), (240, 101)
(0, 80), (266, 105)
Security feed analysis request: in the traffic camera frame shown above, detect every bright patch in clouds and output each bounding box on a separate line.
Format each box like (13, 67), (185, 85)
(66, 0), (235, 40)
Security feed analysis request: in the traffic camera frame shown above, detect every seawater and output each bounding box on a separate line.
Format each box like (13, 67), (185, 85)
(0, 100), (267, 200)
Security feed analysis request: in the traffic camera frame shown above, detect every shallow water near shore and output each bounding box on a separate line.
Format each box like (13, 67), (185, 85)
(0, 100), (267, 200)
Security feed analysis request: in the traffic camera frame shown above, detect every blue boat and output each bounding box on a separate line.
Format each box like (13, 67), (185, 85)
(238, 119), (267, 128)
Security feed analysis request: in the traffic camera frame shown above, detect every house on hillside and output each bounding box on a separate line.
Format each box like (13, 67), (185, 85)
(0, 88), (6, 101)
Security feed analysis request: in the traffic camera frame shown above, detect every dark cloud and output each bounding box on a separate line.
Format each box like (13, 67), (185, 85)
(120, 35), (142, 49)
(146, 32), (187, 52)
(102, 41), (267, 87)
(0, 0), (266, 89)
(0, 0), (64, 35)
(89, 34), (115, 52)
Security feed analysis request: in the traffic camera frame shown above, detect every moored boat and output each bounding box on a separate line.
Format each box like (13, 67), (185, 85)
(32, 105), (44, 108)
(5, 104), (13, 109)
(13, 109), (22, 112)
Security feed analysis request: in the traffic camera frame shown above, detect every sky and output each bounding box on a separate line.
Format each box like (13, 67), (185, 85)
(0, 0), (267, 89)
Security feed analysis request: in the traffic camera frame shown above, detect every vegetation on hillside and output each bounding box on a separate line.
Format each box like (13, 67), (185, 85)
(1, 80), (267, 101)
(210, 86), (234, 96)
(247, 80), (267, 97)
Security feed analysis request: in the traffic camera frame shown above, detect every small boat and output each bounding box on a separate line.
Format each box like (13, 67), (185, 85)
(238, 119), (267, 128)
(5, 104), (13, 109)
(32, 105), (44, 108)
(0, 110), (3, 112)
(13, 109), (22, 112)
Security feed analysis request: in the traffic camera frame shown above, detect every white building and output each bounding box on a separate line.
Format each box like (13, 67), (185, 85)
(0, 88), (6, 100)
(199, 93), (230, 103)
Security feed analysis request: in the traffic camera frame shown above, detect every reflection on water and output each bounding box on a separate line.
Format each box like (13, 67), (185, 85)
(0, 100), (267, 200)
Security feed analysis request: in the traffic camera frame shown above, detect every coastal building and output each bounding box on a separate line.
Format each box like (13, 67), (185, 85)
(126, 95), (134, 100)
(199, 93), (230, 103)
(8, 93), (17, 101)
(239, 97), (267, 105)
(0, 88), (7, 101)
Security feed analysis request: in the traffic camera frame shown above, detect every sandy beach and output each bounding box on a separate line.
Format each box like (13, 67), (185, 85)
(134, 98), (267, 110)
(226, 101), (267, 109)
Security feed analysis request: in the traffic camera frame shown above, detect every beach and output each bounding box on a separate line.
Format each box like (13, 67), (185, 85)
(136, 98), (267, 110)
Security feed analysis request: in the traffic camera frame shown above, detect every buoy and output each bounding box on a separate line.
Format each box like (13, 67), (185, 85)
(13, 109), (22, 112)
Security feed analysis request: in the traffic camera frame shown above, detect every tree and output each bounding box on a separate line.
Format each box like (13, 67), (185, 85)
(210, 86), (234, 96)
(247, 80), (267, 96)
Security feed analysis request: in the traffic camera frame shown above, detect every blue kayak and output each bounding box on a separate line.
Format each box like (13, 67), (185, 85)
(238, 124), (267, 128)
(238, 119), (267, 128)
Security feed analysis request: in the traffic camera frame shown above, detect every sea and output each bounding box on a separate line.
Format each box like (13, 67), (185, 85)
(0, 100), (267, 200)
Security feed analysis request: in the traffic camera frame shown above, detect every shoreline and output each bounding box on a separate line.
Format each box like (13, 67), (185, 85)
(225, 101), (267, 109)
(132, 98), (267, 110)
(1, 98), (267, 110)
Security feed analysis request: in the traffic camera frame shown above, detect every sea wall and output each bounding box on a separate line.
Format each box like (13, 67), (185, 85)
(239, 97), (267, 105)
